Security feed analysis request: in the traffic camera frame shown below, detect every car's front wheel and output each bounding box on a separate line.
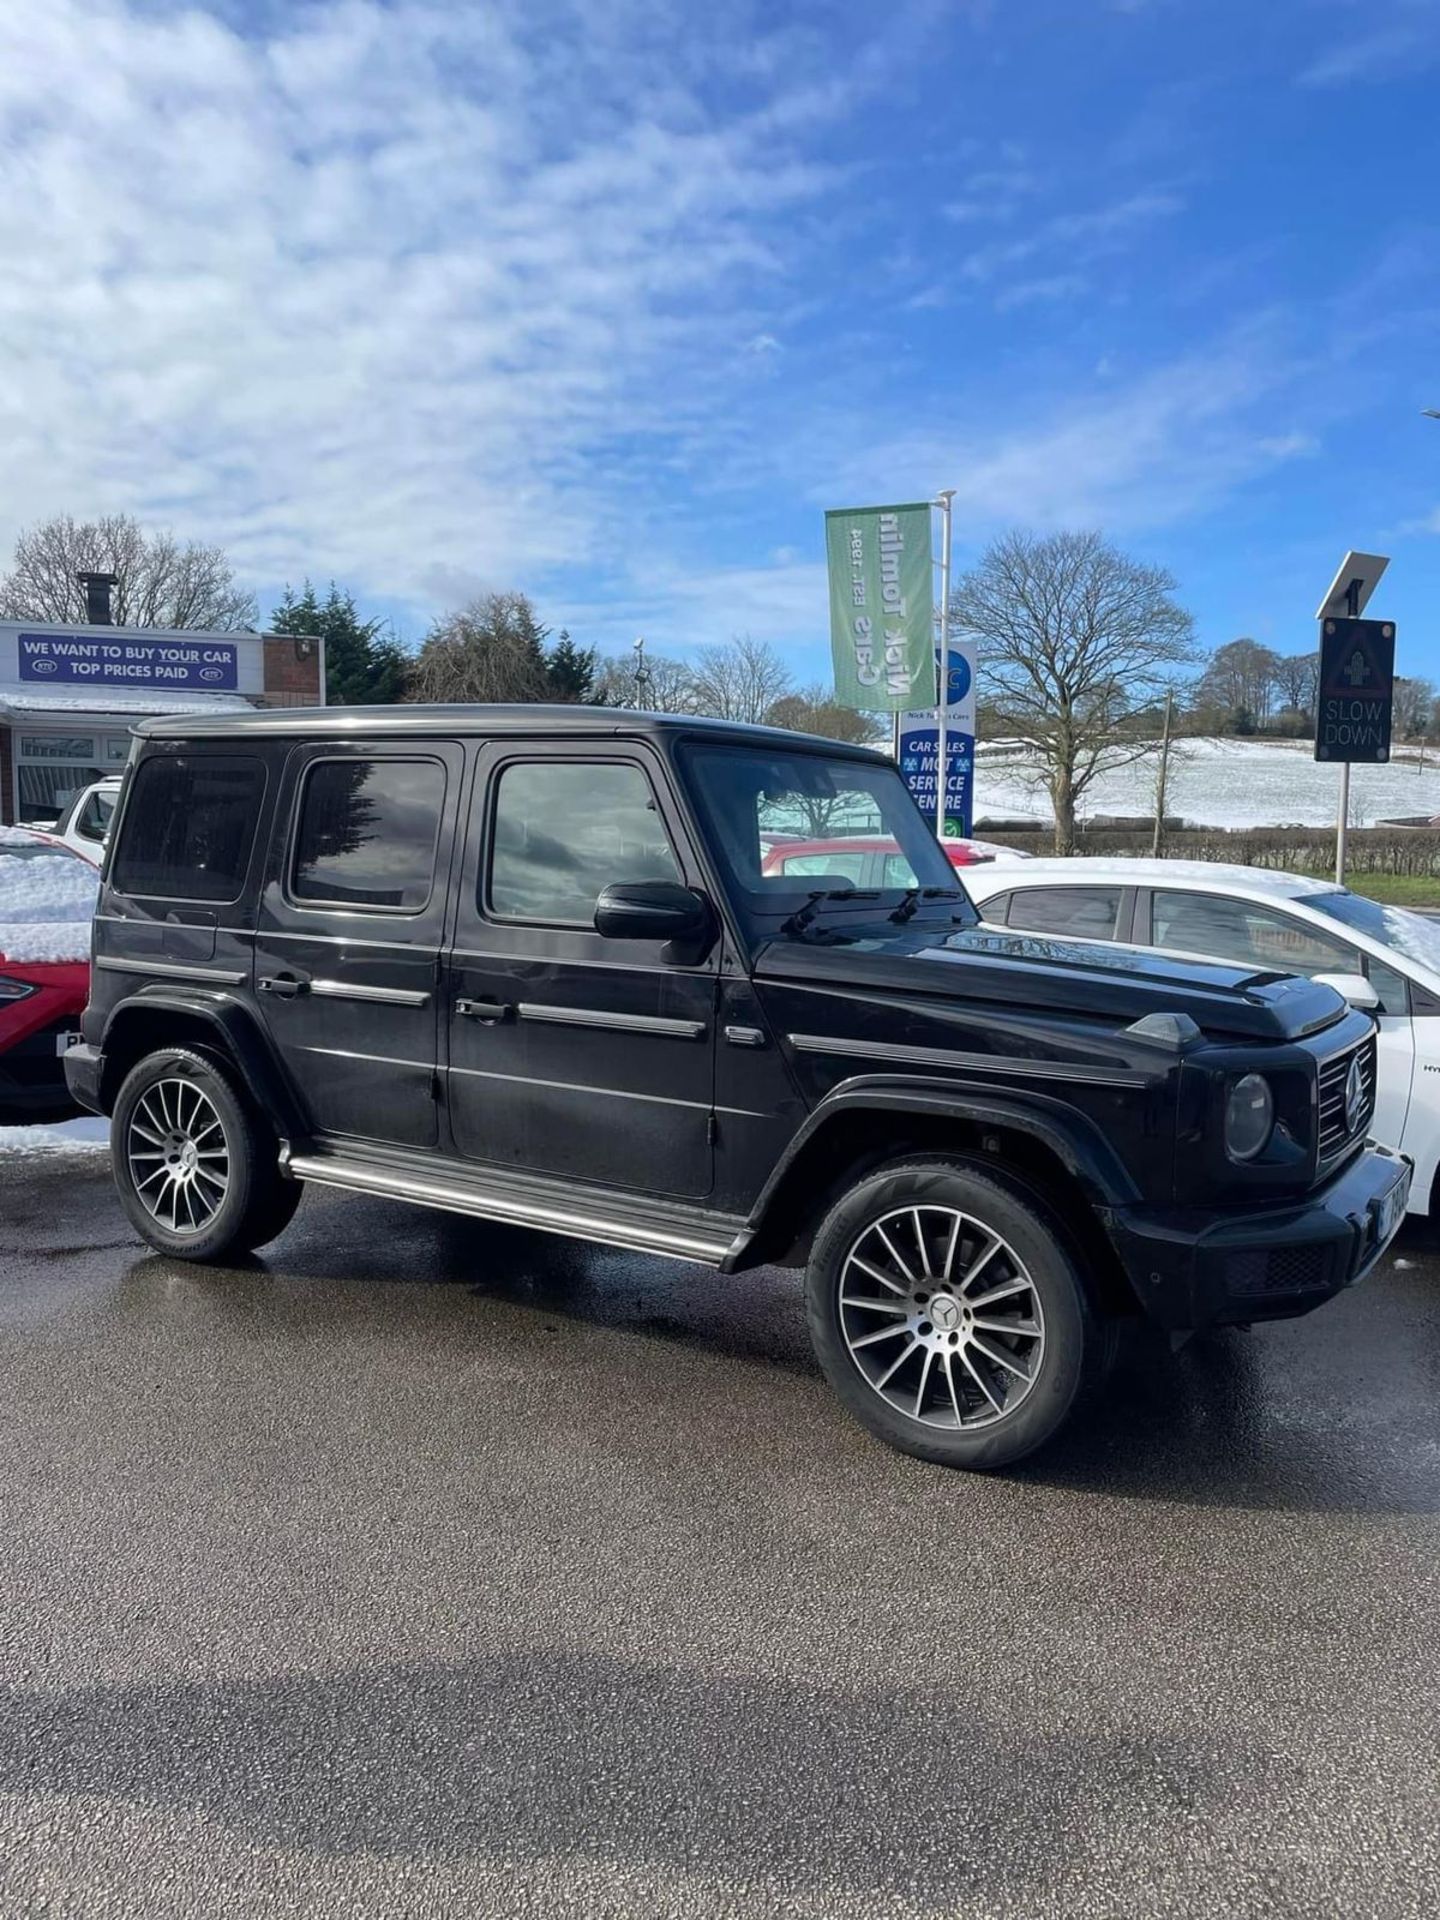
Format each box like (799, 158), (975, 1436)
(112, 1046), (300, 1261)
(805, 1156), (1102, 1470)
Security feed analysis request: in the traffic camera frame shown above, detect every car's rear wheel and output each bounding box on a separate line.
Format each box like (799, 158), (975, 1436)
(805, 1157), (1101, 1470)
(112, 1046), (300, 1261)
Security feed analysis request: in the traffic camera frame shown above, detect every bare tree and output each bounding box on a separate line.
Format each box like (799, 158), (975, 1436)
(592, 650), (699, 713)
(1271, 649), (1318, 718)
(952, 530), (1195, 855)
(688, 634), (793, 724)
(0, 513), (257, 628)
(1394, 675), (1436, 740)
(767, 684), (879, 745)
(1192, 636), (1283, 729)
(406, 592), (551, 703)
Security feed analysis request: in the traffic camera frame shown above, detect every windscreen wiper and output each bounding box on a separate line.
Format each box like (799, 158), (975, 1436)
(781, 888), (880, 935)
(889, 886), (963, 924)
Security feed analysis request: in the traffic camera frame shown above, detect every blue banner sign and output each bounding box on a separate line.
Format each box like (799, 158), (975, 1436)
(898, 641), (977, 836)
(899, 722), (973, 837)
(19, 631), (239, 690)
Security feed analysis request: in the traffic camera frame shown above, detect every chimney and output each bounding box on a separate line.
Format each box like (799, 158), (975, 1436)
(77, 571), (118, 625)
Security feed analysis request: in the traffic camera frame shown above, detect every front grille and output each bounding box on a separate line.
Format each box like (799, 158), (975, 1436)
(1317, 1035), (1376, 1164)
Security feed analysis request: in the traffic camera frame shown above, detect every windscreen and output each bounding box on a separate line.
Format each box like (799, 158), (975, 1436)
(1307, 890), (1440, 978)
(683, 743), (971, 932)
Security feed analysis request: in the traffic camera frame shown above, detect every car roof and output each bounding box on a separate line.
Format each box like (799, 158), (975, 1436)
(960, 856), (1344, 902)
(769, 835), (898, 852)
(133, 702), (889, 761)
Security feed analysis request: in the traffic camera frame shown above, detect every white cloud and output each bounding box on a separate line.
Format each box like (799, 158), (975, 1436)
(804, 319), (1322, 538)
(1297, 2), (1440, 86)
(0, 0), (850, 612)
(963, 191), (1190, 288)
(553, 556), (833, 663)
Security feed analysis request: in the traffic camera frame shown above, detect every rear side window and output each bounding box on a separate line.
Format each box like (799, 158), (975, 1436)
(1005, 885), (1122, 940)
(291, 758), (446, 912)
(112, 754), (265, 902)
(1150, 890), (1355, 975)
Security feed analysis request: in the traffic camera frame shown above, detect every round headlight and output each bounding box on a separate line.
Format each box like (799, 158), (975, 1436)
(1225, 1073), (1274, 1162)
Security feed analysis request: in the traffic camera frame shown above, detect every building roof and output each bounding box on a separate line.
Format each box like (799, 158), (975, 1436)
(132, 702), (889, 757)
(0, 688), (255, 720)
(960, 856), (1343, 901)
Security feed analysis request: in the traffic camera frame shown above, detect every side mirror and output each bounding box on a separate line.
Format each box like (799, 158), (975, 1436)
(1312, 971), (1380, 1012)
(594, 881), (712, 945)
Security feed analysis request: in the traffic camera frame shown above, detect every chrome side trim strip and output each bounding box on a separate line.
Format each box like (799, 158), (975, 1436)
(515, 1003), (705, 1039)
(309, 980), (431, 1007)
(786, 1032), (1150, 1088)
(445, 1064), (709, 1110)
(95, 957), (247, 985)
(285, 1154), (731, 1265)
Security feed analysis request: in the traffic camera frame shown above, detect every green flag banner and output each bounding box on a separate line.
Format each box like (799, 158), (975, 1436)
(825, 502), (934, 712)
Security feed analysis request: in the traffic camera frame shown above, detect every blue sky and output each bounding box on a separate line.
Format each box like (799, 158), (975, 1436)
(1, 0), (1438, 679)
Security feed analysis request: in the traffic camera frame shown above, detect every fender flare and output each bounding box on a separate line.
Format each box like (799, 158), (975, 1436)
(727, 1072), (1145, 1271)
(99, 986), (304, 1137)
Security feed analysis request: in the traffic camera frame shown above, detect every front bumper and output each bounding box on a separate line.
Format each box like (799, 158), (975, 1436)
(1105, 1142), (1411, 1330)
(63, 1041), (105, 1116)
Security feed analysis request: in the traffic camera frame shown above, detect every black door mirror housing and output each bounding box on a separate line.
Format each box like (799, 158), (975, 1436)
(594, 881), (712, 945)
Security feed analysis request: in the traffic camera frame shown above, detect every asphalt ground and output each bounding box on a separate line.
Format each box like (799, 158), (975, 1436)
(0, 1151), (1437, 1920)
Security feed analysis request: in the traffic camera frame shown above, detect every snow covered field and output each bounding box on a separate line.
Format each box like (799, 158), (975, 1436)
(0, 1116), (108, 1154)
(974, 737), (1440, 830)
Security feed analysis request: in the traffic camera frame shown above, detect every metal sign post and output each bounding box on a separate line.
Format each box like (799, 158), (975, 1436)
(934, 490), (955, 836)
(1313, 552), (1394, 886)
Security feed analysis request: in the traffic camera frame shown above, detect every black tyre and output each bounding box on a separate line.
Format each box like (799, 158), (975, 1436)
(805, 1156), (1101, 1470)
(111, 1046), (301, 1261)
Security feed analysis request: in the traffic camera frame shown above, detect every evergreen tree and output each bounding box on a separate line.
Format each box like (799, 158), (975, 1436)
(546, 628), (598, 702)
(270, 581), (409, 704)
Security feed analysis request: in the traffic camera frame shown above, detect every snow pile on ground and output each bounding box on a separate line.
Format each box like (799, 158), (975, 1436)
(0, 1116), (109, 1153)
(0, 829), (100, 963)
(974, 737), (1440, 830)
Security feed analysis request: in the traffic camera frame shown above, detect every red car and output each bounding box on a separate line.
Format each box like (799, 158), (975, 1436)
(760, 834), (996, 887)
(0, 827), (99, 1118)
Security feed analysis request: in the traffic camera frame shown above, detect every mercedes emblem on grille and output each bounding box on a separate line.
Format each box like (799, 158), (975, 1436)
(1344, 1054), (1365, 1135)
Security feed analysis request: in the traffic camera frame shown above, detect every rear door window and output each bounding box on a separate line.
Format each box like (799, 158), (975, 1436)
(1004, 886), (1122, 940)
(1150, 890), (1358, 975)
(112, 754), (266, 902)
(290, 758), (447, 913)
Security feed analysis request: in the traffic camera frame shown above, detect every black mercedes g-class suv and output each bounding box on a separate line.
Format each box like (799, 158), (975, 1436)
(67, 706), (1410, 1470)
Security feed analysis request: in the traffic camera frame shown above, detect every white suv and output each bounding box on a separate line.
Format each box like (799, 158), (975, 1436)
(962, 857), (1440, 1214)
(48, 776), (123, 863)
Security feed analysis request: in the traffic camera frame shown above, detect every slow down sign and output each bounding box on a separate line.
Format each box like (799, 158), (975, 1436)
(1315, 616), (1396, 765)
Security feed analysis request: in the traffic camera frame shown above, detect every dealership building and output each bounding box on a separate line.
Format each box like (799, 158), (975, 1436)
(0, 600), (324, 825)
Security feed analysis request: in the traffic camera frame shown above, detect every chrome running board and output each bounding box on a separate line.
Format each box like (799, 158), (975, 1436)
(284, 1150), (737, 1266)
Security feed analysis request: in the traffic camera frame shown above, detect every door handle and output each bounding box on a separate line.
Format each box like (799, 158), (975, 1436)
(258, 973), (310, 999)
(455, 997), (511, 1024)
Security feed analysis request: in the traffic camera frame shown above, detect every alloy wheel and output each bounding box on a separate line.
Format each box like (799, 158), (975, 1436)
(125, 1078), (231, 1236)
(838, 1205), (1045, 1429)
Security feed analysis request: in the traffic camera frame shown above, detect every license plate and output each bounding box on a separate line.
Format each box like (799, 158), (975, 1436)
(1376, 1166), (1411, 1246)
(54, 1031), (82, 1057)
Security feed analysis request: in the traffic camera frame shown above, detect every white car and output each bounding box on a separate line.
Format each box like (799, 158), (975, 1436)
(46, 776), (123, 863)
(960, 856), (1440, 1216)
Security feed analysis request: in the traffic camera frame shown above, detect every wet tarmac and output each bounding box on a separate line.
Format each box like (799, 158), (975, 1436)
(1, 1152), (1438, 1918)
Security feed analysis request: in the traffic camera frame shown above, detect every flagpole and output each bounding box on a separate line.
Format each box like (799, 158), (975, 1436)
(934, 490), (955, 837)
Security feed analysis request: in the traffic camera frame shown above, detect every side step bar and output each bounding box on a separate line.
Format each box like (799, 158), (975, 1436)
(284, 1150), (739, 1267)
